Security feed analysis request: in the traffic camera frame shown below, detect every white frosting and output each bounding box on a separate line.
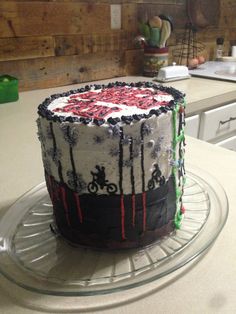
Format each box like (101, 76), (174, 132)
(38, 117), (173, 195)
(38, 85), (177, 195)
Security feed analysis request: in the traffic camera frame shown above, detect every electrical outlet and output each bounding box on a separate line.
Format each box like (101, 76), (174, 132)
(110, 4), (121, 30)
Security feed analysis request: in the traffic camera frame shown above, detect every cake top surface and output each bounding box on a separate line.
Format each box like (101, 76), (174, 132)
(38, 82), (185, 126)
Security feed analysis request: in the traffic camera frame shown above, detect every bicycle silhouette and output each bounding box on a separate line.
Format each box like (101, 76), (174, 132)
(148, 164), (165, 190)
(88, 165), (117, 195)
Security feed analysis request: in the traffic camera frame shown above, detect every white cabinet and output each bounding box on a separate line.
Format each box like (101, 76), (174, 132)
(216, 135), (236, 151)
(187, 101), (236, 152)
(185, 115), (200, 138)
(199, 102), (236, 141)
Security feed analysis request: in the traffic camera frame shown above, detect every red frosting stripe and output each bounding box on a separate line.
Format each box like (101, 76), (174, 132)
(53, 86), (170, 119)
(120, 194), (126, 240)
(142, 192), (147, 232)
(132, 193), (136, 227)
(60, 186), (71, 226)
(74, 193), (83, 223)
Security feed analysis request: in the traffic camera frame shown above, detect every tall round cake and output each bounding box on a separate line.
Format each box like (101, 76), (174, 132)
(37, 81), (186, 249)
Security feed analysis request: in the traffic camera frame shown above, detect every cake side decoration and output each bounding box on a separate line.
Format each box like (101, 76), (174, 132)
(88, 165), (118, 195)
(37, 81), (186, 249)
(172, 99), (186, 229)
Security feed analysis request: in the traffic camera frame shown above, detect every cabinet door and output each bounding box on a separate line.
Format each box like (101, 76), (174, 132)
(185, 115), (200, 138)
(199, 102), (236, 141)
(216, 135), (236, 151)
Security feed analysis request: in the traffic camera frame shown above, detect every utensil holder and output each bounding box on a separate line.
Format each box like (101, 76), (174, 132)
(143, 47), (169, 77)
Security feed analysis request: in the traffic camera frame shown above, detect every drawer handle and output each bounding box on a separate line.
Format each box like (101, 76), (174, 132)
(219, 116), (236, 125)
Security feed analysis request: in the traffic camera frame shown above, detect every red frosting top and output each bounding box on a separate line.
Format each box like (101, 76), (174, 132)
(52, 86), (171, 120)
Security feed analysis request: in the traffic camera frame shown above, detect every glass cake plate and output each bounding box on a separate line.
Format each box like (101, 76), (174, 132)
(0, 164), (228, 298)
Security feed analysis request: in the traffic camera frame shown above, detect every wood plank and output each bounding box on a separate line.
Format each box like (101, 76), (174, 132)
(219, 0), (236, 27)
(0, 36), (55, 61)
(124, 49), (143, 75)
(0, 2), (110, 38)
(220, 0), (236, 7)
(122, 3), (138, 33)
(9, 0), (179, 2)
(219, 8), (236, 28)
(137, 3), (187, 29)
(229, 30), (236, 45)
(195, 28), (229, 42)
(55, 31), (135, 56)
(0, 52), (124, 91)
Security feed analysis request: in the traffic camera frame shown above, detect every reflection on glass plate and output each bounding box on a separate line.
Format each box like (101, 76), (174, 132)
(0, 164), (228, 297)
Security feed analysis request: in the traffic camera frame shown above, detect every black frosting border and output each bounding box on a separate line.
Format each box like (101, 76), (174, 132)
(37, 81), (185, 126)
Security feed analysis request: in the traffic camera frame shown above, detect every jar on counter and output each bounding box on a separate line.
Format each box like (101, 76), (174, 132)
(215, 37), (224, 60)
(143, 47), (169, 77)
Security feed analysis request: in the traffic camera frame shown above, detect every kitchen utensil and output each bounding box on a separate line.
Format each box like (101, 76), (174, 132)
(158, 14), (174, 31)
(149, 28), (160, 47)
(149, 16), (162, 29)
(159, 20), (171, 48)
(143, 47), (168, 77)
(139, 22), (150, 41)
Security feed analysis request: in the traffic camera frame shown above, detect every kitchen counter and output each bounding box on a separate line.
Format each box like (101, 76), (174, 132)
(164, 76), (236, 115)
(1, 77), (236, 313)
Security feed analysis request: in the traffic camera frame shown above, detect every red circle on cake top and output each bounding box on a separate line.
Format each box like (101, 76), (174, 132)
(52, 86), (173, 120)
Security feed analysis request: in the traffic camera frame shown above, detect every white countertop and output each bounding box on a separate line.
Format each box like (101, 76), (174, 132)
(1, 77), (236, 313)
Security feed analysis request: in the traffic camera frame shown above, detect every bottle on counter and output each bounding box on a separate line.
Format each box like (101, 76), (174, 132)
(215, 37), (224, 60)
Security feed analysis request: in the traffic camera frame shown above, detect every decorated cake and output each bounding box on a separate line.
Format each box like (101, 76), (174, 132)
(37, 81), (186, 249)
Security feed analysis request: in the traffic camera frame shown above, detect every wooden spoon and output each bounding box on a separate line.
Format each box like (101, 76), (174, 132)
(159, 20), (171, 48)
(149, 16), (162, 28)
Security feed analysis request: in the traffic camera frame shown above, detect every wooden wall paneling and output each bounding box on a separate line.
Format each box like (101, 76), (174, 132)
(122, 3), (138, 33)
(229, 29), (236, 42)
(220, 10), (236, 28)
(196, 28), (231, 58)
(220, 0), (236, 5)
(0, 36), (55, 61)
(0, 52), (124, 91)
(137, 2), (187, 29)
(11, 0), (142, 3)
(0, 2), (110, 37)
(0, 0), (235, 91)
(124, 49), (143, 75)
(219, 0), (236, 28)
(195, 28), (229, 42)
(55, 31), (135, 56)
(133, 0), (181, 3)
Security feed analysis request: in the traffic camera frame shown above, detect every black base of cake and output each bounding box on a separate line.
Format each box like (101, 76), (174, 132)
(46, 174), (177, 249)
(56, 220), (175, 250)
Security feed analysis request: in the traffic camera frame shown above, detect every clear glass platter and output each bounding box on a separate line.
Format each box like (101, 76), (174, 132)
(0, 164), (228, 297)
